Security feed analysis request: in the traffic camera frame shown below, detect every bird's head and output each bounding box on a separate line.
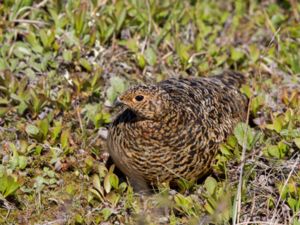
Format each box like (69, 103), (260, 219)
(115, 85), (171, 120)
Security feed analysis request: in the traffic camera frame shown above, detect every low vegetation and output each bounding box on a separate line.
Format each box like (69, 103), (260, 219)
(0, 0), (299, 224)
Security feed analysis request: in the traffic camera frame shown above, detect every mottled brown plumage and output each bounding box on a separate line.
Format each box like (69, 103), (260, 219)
(107, 71), (248, 192)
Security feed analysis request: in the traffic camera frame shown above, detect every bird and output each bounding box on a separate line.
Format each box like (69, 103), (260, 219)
(107, 71), (248, 192)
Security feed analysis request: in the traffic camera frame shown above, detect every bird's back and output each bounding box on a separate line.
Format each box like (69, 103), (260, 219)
(158, 71), (248, 124)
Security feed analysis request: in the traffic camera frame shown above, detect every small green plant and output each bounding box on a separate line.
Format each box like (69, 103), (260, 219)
(106, 77), (129, 105)
(0, 173), (21, 199)
(89, 164), (127, 205)
(202, 177), (233, 224)
(88, 164), (128, 221)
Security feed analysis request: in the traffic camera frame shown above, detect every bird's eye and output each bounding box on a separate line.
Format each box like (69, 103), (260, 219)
(135, 95), (144, 101)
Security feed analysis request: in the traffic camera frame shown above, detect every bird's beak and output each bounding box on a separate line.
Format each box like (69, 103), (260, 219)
(113, 97), (123, 107)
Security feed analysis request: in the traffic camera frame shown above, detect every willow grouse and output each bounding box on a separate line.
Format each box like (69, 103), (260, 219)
(107, 71), (248, 192)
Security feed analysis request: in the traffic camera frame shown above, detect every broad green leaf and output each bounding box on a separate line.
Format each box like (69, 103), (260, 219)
(144, 47), (157, 66)
(106, 192), (120, 206)
(233, 123), (254, 150)
(25, 124), (40, 136)
(89, 188), (104, 202)
(240, 84), (252, 98)
(101, 208), (113, 221)
(39, 29), (49, 48)
(92, 174), (102, 194)
(107, 77), (128, 104)
(136, 53), (146, 69)
(98, 164), (108, 178)
(248, 44), (260, 62)
(109, 173), (119, 189)
(119, 38), (138, 52)
(267, 145), (280, 158)
(18, 156), (28, 170)
(0, 174), (21, 198)
(104, 174), (112, 194)
(287, 197), (298, 212)
(0, 58), (7, 70)
(231, 47), (244, 61)
(63, 50), (73, 62)
(175, 42), (190, 65)
(273, 116), (283, 133)
(204, 177), (217, 195)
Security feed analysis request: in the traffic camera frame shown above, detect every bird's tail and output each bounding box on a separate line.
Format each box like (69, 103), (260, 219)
(214, 70), (247, 88)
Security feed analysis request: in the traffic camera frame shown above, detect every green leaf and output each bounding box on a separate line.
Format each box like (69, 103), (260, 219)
(109, 173), (119, 189)
(119, 38), (139, 52)
(273, 116), (283, 133)
(294, 138), (300, 149)
(0, 174), (21, 198)
(26, 32), (39, 48)
(74, 6), (87, 36)
(250, 95), (265, 115)
(174, 193), (189, 207)
(248, 44), (260, 62)
(280, 129), (300, 138)
(89, 188), (104, 202)
(287, 197), (299, 212)
(98, 164), (108, 178)
(18, 156), (28, 169)
(233, 123), (254, 150)
(13, 43), (32, 58)
(116, 9), (127, 31)
(92, 175), (103, 195)
(63, 50), (73, 62)
(0, 58), (7, 70)
(39, 119), (49, 139)
(240, 84), (252, 98)
(144, 47), (157, 66)
(25, 124), (40, 136)
(39, 29), (49, 48)
(267, 145), (280, 158)
(136, 53), (146, 69)
(175, 42), (190, 65)
(204, 177), (217, 195)
(34, 145), (43, 155)
(104, 174), (112, 194)
(0, 107), (9, 117)
(79, 58), (92, 72)
(51, 120), (62, 141)
(231, 47), (245, 61)
(84, 156), (94, 174)
(104, 25), (115, 43)
(101, 208), (113, 221)
(111, 77), (126, 93)
(74, 214), (84, 224)
(107, 77), (128, 104)
(174, 193), (194, 215)
(204, 201), (215, 214)
(60, 129), (70, 150)
(106, 192), (120, 206)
